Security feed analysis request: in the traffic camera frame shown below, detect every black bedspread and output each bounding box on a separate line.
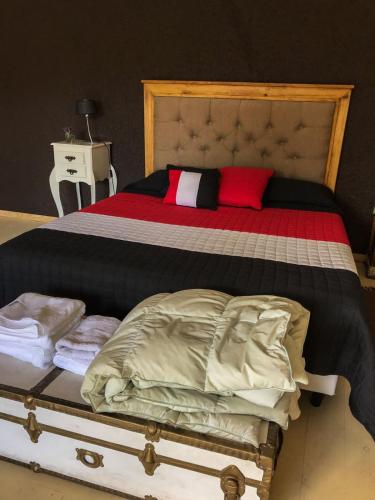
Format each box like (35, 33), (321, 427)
(0, 226), (373, 439)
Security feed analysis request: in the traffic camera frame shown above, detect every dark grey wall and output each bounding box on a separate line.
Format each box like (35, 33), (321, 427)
(0, 0), (374, 251)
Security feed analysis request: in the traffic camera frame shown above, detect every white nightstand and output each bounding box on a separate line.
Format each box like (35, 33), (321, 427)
(49, 141), (117, 217)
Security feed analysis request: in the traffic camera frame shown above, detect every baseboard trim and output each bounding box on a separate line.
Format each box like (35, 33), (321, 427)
(0, 210), (55, 223)
(353, 253), (366, 263)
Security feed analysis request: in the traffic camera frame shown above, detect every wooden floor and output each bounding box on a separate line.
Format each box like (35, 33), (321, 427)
(0, 214), (374, 500)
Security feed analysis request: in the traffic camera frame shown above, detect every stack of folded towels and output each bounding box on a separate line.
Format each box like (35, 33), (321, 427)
(0, 293), (85, 368)
(53, 315), (121, 375)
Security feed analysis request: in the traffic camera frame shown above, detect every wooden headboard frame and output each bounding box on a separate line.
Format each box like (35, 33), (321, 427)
(143, 80), (353, 191)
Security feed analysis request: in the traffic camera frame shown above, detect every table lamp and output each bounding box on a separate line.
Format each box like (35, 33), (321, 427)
(76, 98), (97, 144)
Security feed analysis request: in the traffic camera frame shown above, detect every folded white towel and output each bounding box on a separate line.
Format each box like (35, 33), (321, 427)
(57, 348), (95, 362)
(0, 313), (83, 351)
(0, 315), (83, 368)
(53, 315), (120, 375)
(55, 315), (121, 358)
(53, 353), (90, 376)
(0, 342), (55, 369)
(0, 293), (85, 339)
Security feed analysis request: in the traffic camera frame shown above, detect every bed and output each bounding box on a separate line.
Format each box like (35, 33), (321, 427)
(0, 81), (373, 442)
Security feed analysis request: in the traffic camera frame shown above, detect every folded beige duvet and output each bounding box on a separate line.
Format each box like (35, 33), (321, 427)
(81, 290), (310, 446)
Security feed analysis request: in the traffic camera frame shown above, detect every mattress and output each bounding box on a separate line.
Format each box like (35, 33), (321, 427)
(0, 192), (373, 440)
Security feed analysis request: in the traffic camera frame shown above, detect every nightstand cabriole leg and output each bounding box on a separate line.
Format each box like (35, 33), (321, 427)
(76, 183), (82, 210)
(110, 165), (117, 194)
(49, 168), (64, 217)
(90, 183), (96, 205)
(109, 177), (114, 196)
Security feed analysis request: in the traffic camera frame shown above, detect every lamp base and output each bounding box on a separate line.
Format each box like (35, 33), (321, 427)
(85, 114), (94, 144)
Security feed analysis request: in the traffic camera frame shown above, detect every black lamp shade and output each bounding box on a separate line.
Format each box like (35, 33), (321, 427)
(76, 98), (96, 116)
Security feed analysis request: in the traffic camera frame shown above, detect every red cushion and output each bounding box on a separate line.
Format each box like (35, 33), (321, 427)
(218, 167), (274, 209)
(164, 170), (182, 205)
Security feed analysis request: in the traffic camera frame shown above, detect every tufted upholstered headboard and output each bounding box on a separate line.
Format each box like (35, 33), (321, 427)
(143, 81), (353, 191)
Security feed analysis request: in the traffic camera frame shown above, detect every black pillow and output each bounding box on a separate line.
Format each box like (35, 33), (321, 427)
(263, 178), (340, 213)
(122, 170), (169, 198)
(166, 164), (219, 175)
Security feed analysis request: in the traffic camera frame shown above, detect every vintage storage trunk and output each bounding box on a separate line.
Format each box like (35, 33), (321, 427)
(0, 354), (281, 500)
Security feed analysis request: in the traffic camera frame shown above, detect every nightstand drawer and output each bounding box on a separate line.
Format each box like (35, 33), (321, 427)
(55, 150), (87, 166)
(56, 163), (88, 180)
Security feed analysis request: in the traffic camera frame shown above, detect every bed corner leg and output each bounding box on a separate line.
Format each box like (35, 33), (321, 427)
(310, 392), (325, 407)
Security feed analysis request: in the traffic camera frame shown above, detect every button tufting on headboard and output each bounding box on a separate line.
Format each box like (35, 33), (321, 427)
(150, 87), (350, 187)
(245, 133), (256, 143)
(277, 138), (288, 146)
